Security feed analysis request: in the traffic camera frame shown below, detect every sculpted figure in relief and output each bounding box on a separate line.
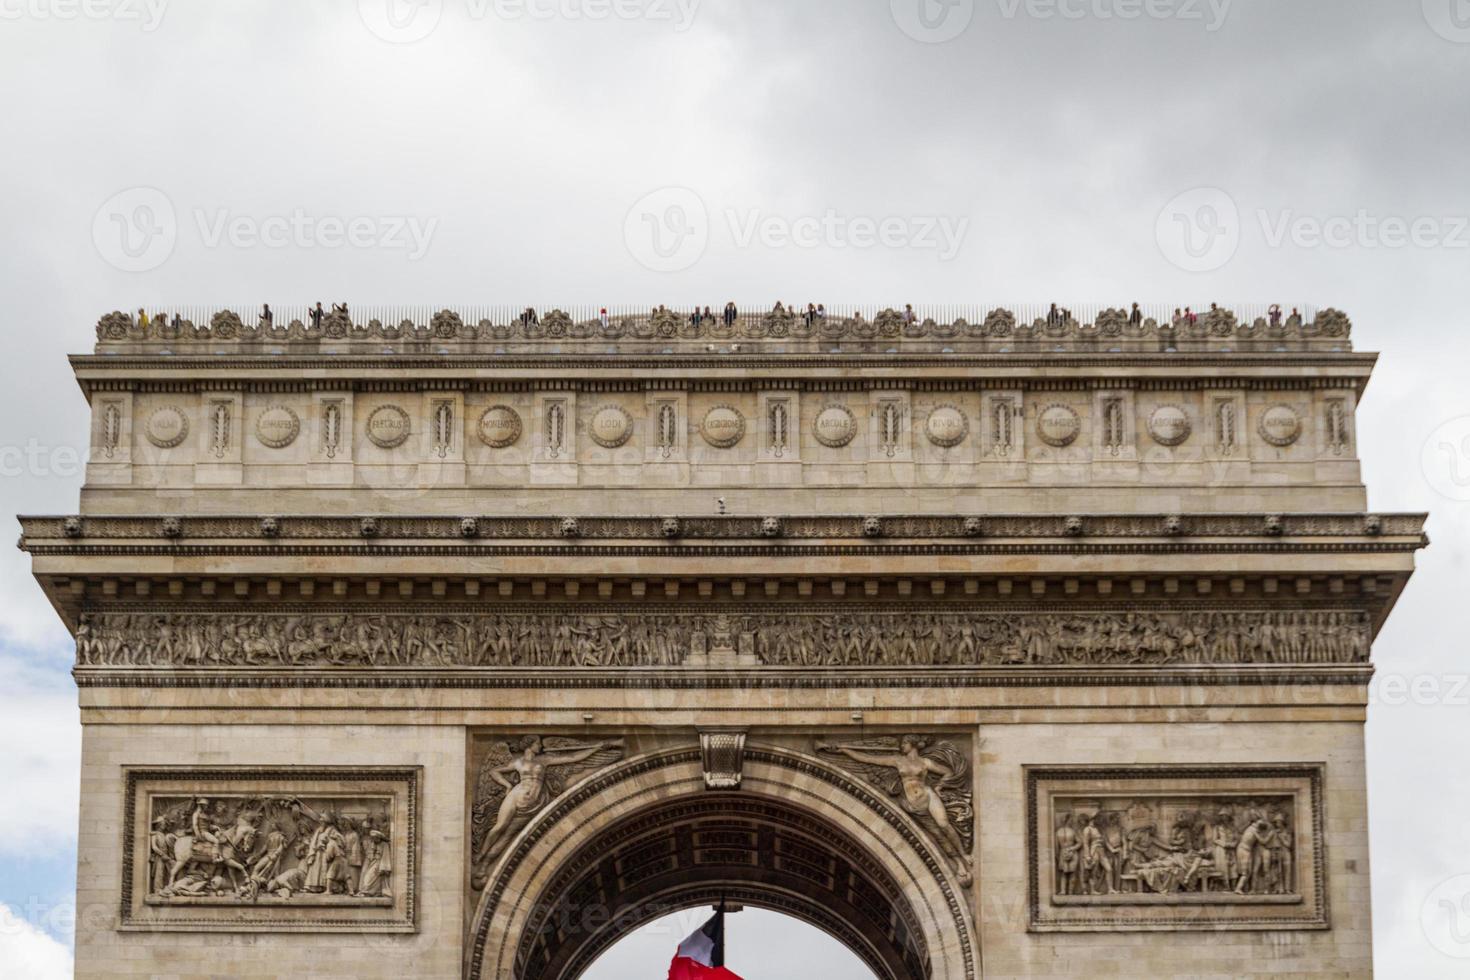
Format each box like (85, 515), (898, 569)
(146, 794), (392, 905)
(818, 735), (974, 887)
(470, 736), (625, 889)
(1052, 796), (1297, 900)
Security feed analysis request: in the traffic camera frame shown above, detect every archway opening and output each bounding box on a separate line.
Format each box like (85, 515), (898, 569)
(511, 792), (932, 980)
(582, 906), (878, 979)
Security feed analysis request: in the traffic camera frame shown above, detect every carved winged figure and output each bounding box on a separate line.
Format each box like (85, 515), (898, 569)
(818, 735), (974, 886)
(470, 735), (624, 889)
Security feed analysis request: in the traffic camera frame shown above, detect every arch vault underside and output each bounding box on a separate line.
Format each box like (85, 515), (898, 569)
(467, 748), (975, 980)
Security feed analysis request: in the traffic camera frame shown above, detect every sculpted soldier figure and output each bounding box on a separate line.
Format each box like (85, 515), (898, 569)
(1055, 813), (1081, 896)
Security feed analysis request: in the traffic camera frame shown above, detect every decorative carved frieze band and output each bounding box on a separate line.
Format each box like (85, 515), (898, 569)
(73, 608), (1372, 669)
(1025, 764), (1327, 932)
(120, 767), (419, 933)
(18, 512), (1428, 546)
(94, 305), (1353, 354)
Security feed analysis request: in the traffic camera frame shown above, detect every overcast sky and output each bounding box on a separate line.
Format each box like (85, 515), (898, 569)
(1, 0), (1468, 976)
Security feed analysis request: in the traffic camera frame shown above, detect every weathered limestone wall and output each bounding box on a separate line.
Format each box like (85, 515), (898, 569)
(74, 722), (466, 980)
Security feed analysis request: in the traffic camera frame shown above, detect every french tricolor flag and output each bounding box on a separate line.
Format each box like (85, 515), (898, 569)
(667, 907), (743, 980)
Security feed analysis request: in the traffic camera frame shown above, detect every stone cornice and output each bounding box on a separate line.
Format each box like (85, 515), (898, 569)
(17, 512), (1428, 549)
(68, 351), (1378, 389)
(71, 665), (1374, 690)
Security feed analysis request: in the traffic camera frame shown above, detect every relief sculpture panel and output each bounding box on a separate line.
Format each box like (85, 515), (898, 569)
(1026, 765), (1326, 932)
(121, 767), (418, 932)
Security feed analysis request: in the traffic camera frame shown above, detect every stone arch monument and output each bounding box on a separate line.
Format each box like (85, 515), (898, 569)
(24, 304), (1423, 977)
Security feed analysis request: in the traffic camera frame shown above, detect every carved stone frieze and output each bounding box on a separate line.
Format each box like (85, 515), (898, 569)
(72, 607), (1374, 669)
(121, 767), (418, 933)
(1026, 765), (1327, 931)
